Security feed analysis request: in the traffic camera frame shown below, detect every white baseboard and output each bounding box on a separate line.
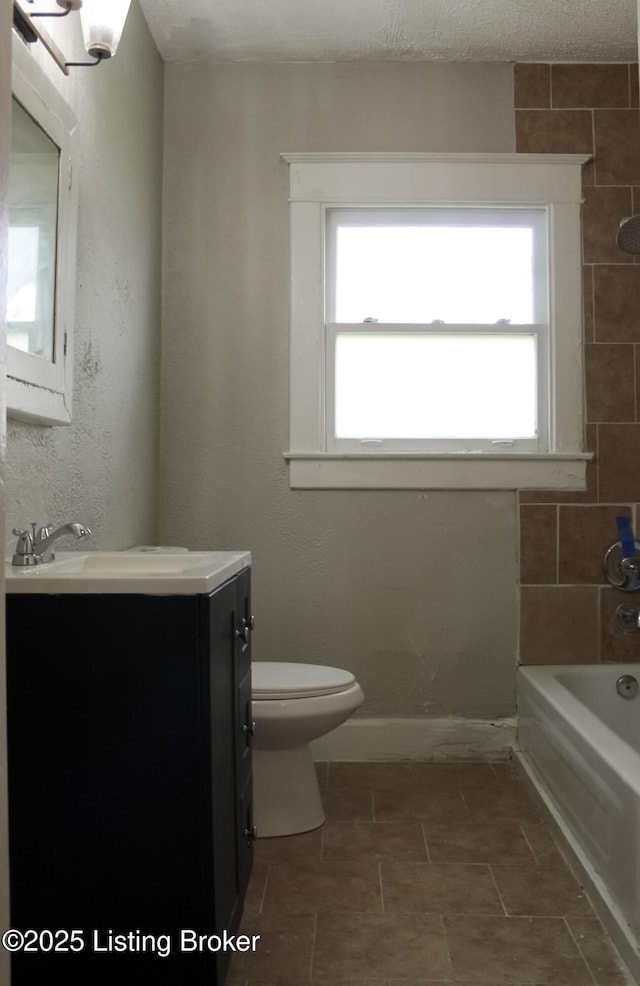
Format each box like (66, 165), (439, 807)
(310, 715), (517, 762)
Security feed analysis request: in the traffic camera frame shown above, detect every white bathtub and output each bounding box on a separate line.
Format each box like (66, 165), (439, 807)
(518, 664), (640, 979)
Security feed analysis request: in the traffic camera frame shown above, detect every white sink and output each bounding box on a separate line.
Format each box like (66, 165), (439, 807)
(5, 550), (251, 595)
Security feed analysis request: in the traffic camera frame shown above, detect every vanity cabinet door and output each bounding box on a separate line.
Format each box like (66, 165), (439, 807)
(7, 592), (208, 985)
(200, 567), (254, 980)
(234, 565), (254, 896)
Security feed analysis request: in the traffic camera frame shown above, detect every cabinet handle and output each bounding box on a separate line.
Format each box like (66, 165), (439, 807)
(243, 721), (256, 737)
(249, 615), (255, 630)
(235, 625), (250, 643)
(244, 825), (258, 841)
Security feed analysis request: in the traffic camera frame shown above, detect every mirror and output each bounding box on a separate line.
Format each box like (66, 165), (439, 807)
(8, 36), (78, 426)
(8, 97), (59, 363)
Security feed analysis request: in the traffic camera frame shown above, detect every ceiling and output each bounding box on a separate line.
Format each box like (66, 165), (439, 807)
(138, 0), (637, 65)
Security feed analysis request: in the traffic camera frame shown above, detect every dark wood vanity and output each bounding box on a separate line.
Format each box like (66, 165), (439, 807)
(6, 566), (253, 985)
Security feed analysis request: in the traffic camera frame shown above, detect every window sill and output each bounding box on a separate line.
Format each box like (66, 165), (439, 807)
(284, 452), (592, 490)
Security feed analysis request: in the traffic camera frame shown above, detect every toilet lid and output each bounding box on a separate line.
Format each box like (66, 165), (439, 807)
(252, 662), (356, 699)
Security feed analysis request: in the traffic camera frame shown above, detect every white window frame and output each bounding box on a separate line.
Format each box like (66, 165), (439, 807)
(8, 35), (78, 426)
(283, 152), (591, 490)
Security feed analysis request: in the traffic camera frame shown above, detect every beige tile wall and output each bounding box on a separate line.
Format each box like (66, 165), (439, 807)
(515, 63), (640, 665)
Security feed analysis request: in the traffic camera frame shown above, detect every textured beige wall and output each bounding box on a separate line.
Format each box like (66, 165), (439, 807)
(160, 62), (519, 719)
(0, 0), (11, 973)
(4, 2), (164, 551)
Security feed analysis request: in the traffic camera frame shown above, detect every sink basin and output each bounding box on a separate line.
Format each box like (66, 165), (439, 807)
(73, 552), (209, 575)
(5, 550), (251, 595)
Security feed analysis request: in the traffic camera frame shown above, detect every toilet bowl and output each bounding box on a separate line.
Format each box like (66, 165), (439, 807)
(251, 661), (364, 837)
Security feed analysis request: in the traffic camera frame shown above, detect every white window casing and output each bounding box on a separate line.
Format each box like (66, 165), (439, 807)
(283, 152), (591, 491)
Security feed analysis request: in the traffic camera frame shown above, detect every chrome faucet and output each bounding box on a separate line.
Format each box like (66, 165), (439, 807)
(11, 522), (92, 566)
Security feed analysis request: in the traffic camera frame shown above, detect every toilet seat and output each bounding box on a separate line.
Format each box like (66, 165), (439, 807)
(252, 661), (355, 700)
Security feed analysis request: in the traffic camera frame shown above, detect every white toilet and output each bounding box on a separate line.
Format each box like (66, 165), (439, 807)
(251, 661), (364, 837)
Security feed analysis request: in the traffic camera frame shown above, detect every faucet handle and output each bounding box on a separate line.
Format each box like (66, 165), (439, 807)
(13, 522), (42, 540)
(12, 527), (34, 547)
(12, 523), (52, 543)
(11, 528), (35, 565)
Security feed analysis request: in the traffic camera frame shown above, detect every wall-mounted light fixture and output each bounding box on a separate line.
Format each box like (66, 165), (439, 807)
(12, 0), (132, 75)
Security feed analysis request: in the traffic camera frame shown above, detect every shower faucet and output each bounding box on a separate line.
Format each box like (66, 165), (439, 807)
(615, 605), (640, 633)
(11, 521), (92, 566)
(604, 516), (640, 591)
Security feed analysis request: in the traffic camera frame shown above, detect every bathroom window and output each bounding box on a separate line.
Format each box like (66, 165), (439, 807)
(327, 207), (546, 454)
(283, 152), (591, 490)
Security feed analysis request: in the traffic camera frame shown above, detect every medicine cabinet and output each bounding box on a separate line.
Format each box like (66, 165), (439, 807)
(8, 36), (78, 425)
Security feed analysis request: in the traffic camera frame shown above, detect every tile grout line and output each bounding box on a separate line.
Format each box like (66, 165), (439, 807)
(556, 502), (560, 584)
(438, 911), (455, 983)
(487, 862), (510, 917)
(563, 915), (599, 986)
(595, 422), (601, 504)
(635, 343), (639, 424)
(589, 260), (596, 344)
(458, 786), (473, 823)
(585, 340), (638, 348)
(519, 822), (542, 864)
(596, 582), (602, 663)
(520, 106), (634, 112)
(421, 821), (432, 863)
(258, 860), (271, 914)
(584, 264), (596, 352)
(307, 910), (318, 984)
(378, 859), (385, 914)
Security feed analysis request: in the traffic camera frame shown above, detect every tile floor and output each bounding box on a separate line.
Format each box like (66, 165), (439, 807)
(229, 760), (635, 986)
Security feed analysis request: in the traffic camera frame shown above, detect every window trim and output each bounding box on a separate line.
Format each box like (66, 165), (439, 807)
(283, 152), (591, 490)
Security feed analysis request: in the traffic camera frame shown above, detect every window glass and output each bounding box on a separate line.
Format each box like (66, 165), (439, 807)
(331, 210), (541, 325)
(334, 332), (537, 441)
(328, 209), (545, 448)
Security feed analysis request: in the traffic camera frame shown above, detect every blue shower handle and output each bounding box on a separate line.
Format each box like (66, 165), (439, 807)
(616, 516), (637, 559)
